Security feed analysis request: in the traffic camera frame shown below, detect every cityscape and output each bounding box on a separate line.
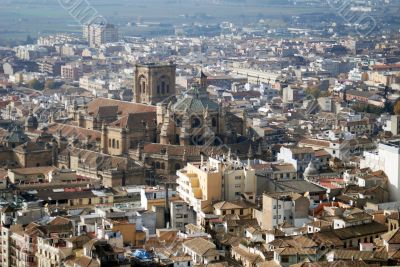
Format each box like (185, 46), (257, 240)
(1, 0), (400, 266)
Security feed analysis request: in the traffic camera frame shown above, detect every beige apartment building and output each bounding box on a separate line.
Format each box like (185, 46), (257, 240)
(176, 155), (256, 220)
(254, 192), (310, 230)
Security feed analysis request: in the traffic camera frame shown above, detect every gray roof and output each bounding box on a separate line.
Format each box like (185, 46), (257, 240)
(172, 94), (219, 114)
(275, 180), (326, 194)
(4, 126), (29, 143)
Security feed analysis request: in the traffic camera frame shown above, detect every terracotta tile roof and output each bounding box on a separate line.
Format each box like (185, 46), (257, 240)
(315, 149), (331, 157)
(14, 142), (48, 152)
(372, 64), (400, 71)
(108, 112), (156, 129)
(86, 98), (156, 116)
(10, 166), (57, 175)
(47, 123), (101, 142)
(65, 256), (100, 267)
(329, 249), (388, 261)
(213, 200), (256, 210)
(183, 237), (217, 256)
(381, 228), (400, 244)
(274, 247), (317, 256)
(299, 139), (331, 148)
(288, 146), (315, 154)
(49, 216), (71, 225)
(231, 245), (263, 264)
(330, 221), (387, 240)
(142, 143), (226, 157)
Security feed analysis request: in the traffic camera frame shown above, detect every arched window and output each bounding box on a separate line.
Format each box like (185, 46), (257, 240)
(116, 140), (119, 149)
(155, 162), (161, 169)
(161, 163), (165, 169)
(109, 139), (111, 147)
(175, 163), (181, 171)
(167, 85), (170, 93)
(161, 81), (165, 95)
(141, 81), (146, 93)
(192, 117), (201, 128)
(175, 117), (182, 127)
(157, 85), (160, 95)
(112, 139), (115, 148)
(212, 117), (217, 127)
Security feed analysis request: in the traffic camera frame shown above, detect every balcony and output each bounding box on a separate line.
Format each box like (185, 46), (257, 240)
(189, 177), (200, 187)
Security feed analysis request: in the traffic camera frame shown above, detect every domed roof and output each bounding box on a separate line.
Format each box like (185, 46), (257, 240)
(171, 87), (219, 114)
(25, 110), (39, 129)
(304, 161), (319, 177)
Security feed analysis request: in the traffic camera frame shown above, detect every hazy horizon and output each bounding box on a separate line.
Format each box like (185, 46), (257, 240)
(0, 0), (322, 42)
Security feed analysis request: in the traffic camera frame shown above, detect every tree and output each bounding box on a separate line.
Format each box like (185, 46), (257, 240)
(45, 79), (55, 89)
(28, 79), (44, 90)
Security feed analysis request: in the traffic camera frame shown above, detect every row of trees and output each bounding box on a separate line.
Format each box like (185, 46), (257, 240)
(27, 79), (57, 90)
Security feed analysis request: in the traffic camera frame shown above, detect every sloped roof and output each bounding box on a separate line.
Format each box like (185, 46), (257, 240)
(108, 112), (156, 129)
(86, 98), (156, 116)
(381, 228), (400, 244)
(172, 95), (220, 114)
(183, 237), (216, 256)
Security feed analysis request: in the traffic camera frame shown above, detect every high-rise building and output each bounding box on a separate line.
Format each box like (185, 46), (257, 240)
(83, 23), (119, 47)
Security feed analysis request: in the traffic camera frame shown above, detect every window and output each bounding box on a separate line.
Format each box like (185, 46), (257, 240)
(212, 118), (217, 127)
(192, 118), (201, 128)
(235, 176), (241, 180)
(116, 140), (119, 149)
(273, 205), (276, 209)
(141, 81), (146, 93)
(175, 117), (182, 127)
(235, 184), (241, 188)
(161, 81), (165, 94)
(175, 163), (181, 171)
(281, 256), (289, 263)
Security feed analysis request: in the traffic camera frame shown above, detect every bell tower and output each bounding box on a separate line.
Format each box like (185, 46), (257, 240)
(133, 62), (176, 105)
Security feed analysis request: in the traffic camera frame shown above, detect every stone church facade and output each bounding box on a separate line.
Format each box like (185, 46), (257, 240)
(156, 72), (246, 146)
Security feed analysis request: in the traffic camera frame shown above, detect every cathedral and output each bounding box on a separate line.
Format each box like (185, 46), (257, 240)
(156, 71), (246, 146)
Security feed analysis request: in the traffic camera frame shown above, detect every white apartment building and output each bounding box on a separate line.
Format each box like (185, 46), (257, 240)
(83, 23), (119, 48)
(361, 141), (400, 201)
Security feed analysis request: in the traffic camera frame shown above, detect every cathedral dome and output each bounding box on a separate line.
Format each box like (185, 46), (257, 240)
(25, 110), (39, 130)
(172, 88), (219, 114)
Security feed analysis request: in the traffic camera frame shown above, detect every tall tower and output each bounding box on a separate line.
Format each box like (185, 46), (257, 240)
(133, 62), (176, 105)
(196, 70), (208, 90)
